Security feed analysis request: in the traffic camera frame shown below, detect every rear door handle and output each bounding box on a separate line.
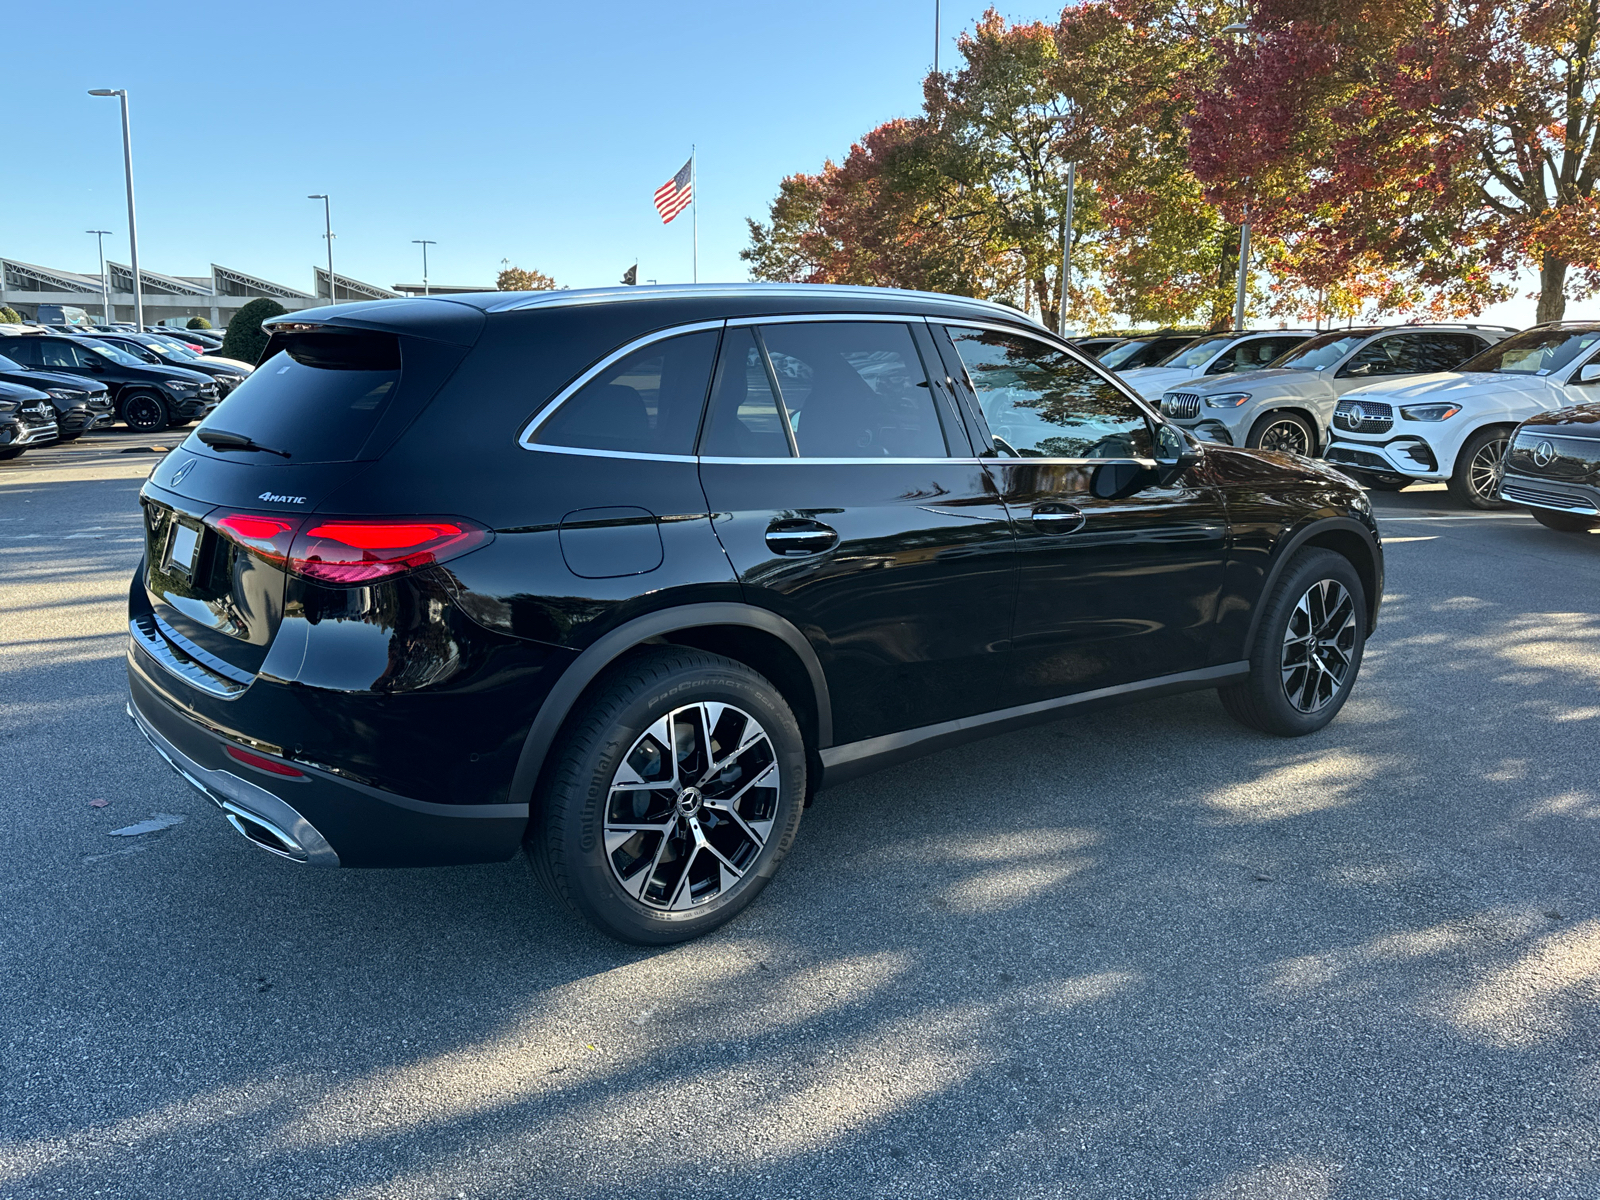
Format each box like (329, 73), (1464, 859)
(766, 520), (839, 556)
(1031, 504), (1085, 534)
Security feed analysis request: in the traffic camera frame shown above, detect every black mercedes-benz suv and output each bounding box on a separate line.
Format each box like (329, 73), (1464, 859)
(1500, 402), (1600, 532)
(0, 332), (218, 433)
(127, 285), (1383, 943)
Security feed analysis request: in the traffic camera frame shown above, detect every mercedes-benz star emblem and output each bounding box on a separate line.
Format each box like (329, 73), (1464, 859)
(1349, 404), (1366, 423)
(169, 458), (197, 486)
(1532, 440), (1556, 468)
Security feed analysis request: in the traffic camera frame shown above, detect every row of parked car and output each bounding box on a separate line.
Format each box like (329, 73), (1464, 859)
(0, 323), (252, 459)
(1074, 321), (1600, 518)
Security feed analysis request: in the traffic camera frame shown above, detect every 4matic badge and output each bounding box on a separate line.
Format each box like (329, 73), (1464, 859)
(258, 491), (307, 505)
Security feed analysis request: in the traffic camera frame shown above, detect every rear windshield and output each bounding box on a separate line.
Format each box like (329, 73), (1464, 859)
(189, 330), (402, 463)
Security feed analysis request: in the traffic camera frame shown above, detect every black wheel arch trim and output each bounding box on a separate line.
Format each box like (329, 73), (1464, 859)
(509, 602), (832, 810)
(1244, 515), (1383, 646)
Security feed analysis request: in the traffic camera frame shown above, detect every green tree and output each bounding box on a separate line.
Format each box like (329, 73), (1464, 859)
(186, 316), (212, 330)
(496, 266), (559, 291)
(221, 298), (287, 364)
(0, 306), (22, 324)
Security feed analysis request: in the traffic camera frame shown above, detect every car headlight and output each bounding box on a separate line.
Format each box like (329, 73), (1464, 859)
(1204, 392), (1252, 408)
(44, 389), (82, 401)
(162, 379), (198, 392)
(0, 401), (17, 415)
(1399, 403), (1461, 422)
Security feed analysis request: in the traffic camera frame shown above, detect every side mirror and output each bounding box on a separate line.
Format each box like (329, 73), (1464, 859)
(1154, 422), (1200, 484)
(1579, 362), (1600, 384)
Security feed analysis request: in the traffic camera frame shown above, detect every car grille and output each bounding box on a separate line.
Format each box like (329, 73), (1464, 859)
(1506, 431), (1600, 480)
(1163, 392), (1201, 419)
(1333, 399), (1393, 434)
(19, 401), (50, 422)
(1325, 446), (1393, 472)
(1501, 478), (1600, 514)
(198, 382), (219, 402)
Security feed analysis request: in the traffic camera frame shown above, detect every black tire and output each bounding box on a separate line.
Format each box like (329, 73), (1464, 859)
(529, 647), (807, 944)
(1247, 411), (1316, 457)
(1446, 427), (1511, 510)
(1348, 470), (1411, 492)
(121, 391), (171, 434)
(1219, 547), (1367, 737)
(1531, 507), (1600, 533)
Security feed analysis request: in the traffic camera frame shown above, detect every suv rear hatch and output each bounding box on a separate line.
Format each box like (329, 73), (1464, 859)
(136, 303), (483, 689)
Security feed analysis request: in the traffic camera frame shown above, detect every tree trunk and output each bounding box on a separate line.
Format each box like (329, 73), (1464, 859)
(1210, 231), (1240, 331)
(1537, 256), (1569, 323)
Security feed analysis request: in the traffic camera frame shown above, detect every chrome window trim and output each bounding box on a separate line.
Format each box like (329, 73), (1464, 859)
(523, 443), (699, 464)
(698, 454), (1157, 468)
(935, 316), (1168, 433)
(515, 318), (725, 451)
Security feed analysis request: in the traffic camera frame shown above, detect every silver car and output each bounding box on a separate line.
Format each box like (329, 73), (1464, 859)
(1158, 324), (1515, 455)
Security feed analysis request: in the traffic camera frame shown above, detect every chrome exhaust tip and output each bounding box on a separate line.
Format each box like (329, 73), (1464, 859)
(221, 802), (309, 863)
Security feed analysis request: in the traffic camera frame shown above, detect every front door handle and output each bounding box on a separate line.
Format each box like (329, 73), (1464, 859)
(1031, 504), (1085, 534)
(766, 519), (839, 556)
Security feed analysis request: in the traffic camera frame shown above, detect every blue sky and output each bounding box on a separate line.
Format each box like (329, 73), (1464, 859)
(5, 1), (1061, 295)
(5, 0), (1562, 325)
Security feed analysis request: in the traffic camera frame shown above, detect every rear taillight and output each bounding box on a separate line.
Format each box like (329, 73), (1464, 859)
(286, 517), (490, 584)
(225, 745), (305, 777)
(210, 512), (302, 565)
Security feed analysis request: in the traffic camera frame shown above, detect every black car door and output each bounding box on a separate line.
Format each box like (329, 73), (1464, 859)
(935, 322), (1230, 704)
(696, 317), (1017, 745)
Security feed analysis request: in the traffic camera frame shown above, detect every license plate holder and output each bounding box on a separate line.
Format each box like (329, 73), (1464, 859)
(164, 519), (203, 578)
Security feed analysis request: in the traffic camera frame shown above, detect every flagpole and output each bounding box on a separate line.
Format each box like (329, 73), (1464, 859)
(691, 145), (698, 284)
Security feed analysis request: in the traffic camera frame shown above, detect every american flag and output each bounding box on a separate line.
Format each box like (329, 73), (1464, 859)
(653, 158), (694, 224)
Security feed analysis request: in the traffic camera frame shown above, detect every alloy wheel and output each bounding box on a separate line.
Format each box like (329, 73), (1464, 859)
(1467, 435), (1509, 503)
(604, 702), (780, 911)
(1258, 419), (1310, 455)
(1280, 579), (1357, 713)
(124, 394), (166, 432)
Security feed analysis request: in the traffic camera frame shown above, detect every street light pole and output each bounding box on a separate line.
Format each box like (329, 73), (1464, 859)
(308, 195), (334, 303)
(88, 89), (141, 329)
(86, 230), (113, 322)
(1059, 161), (1076, 339)
(413, 240), (437, 297)
(1223, 22), (1255, 333)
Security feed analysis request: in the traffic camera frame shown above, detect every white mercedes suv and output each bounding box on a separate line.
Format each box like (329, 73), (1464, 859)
(1159, 325), (1512, 456)
(1324, 323), (1600, 508)
(1118, 329), (1317, 400)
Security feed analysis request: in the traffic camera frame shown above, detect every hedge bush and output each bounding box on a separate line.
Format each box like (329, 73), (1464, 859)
(186, 316), (213, 330)
(221, 298), (287, 364)
(0, 306), (22, 324)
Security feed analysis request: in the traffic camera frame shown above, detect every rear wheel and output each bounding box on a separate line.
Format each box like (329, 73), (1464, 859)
(1248, 412), (1315, 457)
(1531, 507), (1600, 533)
(121, 391), (171, 434)
(529, 647), (807, 944)
(1220, 548), (1367, 737)
(1446, 427), (1511, 510)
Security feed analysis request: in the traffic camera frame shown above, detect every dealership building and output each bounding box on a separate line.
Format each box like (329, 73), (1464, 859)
(0, 258), (487, 327)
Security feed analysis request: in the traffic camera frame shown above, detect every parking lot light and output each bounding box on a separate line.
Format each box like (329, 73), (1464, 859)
(88, 89), (142, 329)
(309, 195), (334, 304)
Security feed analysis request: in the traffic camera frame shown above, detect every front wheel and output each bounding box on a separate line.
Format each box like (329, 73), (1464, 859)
(1348, 470), (1411, 492)
(0, 446), (25, 462)
(121, 391), (171, 434)
(1531, 507), (1600, 533)
(1220, 547), (1367, 737)
(1446, 427), (1511, 510)
(1248, 412), (1316, 457)
(529, 647), (807, 944)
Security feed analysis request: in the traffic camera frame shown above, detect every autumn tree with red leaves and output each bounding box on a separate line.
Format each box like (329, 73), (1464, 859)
(1190, 0), (1600, 322)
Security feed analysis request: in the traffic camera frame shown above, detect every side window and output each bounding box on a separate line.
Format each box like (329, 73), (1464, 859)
(945, 325), (1153, 459)
(700, 327), (791, 458)
(38, 340), (80, 369)
(1213, 335), (1305, 372)
(759, 322), (948, 459)
(1344, 332), (1483, 377)
(1, 339), (40, 366)
(531, 329), (718, 456)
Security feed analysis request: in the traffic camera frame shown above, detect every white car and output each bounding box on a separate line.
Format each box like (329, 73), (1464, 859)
(1118, 329), (1317, 400)
(1324, 323), (1600, 508)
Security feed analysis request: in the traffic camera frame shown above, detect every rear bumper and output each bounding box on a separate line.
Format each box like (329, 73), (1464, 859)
(127, 647), (530, 868)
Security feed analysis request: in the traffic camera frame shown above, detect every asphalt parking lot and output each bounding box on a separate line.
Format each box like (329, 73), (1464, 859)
(3, 430), (1599, 1200)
